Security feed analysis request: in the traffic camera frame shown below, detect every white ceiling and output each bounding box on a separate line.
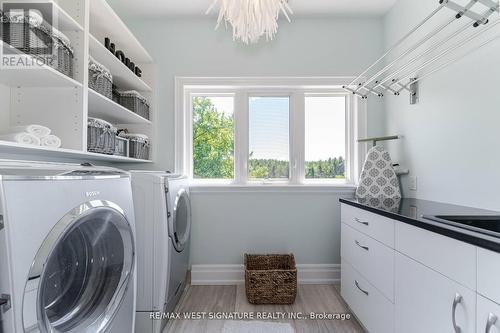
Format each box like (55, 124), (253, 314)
(107, 0), (398, 19)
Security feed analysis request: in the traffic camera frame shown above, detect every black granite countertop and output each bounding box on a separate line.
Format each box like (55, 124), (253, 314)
(340, 197), (500, 253)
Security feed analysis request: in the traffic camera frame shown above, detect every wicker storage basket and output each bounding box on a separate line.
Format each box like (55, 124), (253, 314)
(2, 11), (74, 77)
(89, 56), (113, 99)
(119, 133), (150, 160)
(118, 90), (150, 120)
(87, 118), (117, 155)
(114, 136), (129, 157)
(245, 254), (297, 305)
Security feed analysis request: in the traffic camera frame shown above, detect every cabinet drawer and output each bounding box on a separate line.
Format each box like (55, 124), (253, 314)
(341, 260), (394, 333)
(395, 222), (476, 290)
(477, 295), (500, 333)
(341, 204), (395, 248)
(478, 247), (500, 303)
(341, 223), (395, 302)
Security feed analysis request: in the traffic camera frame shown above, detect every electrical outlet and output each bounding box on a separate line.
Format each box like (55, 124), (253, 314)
(409, 206), (418, 219)
(409, 176), (417, 191)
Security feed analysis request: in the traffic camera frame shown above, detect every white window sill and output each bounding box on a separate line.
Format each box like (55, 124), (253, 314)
(189, 182), (357, 194)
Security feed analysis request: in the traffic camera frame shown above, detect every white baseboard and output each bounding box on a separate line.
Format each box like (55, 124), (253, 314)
(297, 264), (341, 284)
(191, 265), (245, 285)
(191, 264), (340, 286)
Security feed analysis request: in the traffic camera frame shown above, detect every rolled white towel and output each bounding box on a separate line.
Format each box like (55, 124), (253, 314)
(0, 132), (41, 146)
(40, 135), (62, 148)
(9, 125), (51, 138)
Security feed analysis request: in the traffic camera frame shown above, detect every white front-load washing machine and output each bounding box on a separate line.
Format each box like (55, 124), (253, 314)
(130, 172), (191, 333)
(0, 161), (136, 333)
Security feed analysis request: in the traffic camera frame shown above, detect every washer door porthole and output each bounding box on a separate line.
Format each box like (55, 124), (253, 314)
(22, 201), (135, 333)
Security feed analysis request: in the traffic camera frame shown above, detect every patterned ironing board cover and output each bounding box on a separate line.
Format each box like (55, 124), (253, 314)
(356, 145), (401, 207)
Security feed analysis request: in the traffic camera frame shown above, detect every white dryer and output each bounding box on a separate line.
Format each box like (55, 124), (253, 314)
(130, 172), (191, 333)
(0, 161), (136, 333)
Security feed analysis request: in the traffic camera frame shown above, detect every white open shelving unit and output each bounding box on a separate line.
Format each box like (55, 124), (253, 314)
(0, 0), (156, 163)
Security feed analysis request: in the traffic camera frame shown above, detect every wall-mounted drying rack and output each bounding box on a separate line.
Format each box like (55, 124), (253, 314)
(343, 0), (500, 104)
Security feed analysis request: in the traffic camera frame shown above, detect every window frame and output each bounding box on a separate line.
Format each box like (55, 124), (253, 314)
(302, 92), (350, 184)
(188, 91), (236, 184)
(247, 92), (292, 183)
(176, 77), (367, 188)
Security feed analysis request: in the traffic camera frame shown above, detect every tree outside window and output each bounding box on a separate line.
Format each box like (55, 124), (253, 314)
(192, 96), (234, 179)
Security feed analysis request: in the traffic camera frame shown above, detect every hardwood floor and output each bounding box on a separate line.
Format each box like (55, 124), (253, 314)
(164, 284), (366, 333)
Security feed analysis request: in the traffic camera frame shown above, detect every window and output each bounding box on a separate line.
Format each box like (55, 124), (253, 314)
(177, 78), (363, 186)
(248, 97), (290, 180)
(192, 95), (235, 179)
(305, 96), (346, 180)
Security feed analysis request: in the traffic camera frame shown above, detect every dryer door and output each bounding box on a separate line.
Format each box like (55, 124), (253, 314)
(168, 188), (191, 253)
(22, 201), (134, 333)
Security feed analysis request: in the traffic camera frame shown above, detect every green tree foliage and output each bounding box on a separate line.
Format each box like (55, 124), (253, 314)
(192, 97), (346, 180)
(249, 157), (289, 179)
(193, 97), (234, 179)
(305, 157), (345, 179)
(247, 157), (345, 180)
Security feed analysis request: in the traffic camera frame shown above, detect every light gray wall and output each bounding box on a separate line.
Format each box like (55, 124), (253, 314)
(190, 190), (354, 265)
(118, 17), (385, 266)
(383, 0), (500, 211)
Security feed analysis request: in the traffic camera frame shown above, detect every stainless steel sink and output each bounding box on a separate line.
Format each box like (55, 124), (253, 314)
(423, 215), (500, 237)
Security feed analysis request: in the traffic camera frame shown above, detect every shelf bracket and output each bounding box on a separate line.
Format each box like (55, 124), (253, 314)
(409, 78), (419, 105)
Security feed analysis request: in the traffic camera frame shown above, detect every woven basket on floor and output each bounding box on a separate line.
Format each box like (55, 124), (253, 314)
(245, 254), (297, 305)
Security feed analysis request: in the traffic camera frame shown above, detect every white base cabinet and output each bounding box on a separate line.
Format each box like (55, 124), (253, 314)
(340, 203), (500, 333)
(395, 252), (476, 333)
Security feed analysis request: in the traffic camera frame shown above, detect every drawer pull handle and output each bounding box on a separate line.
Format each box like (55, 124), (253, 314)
(355, 240), (369, 251)
(355, 280), (369, 296)
(355, 218), (369, 226)
(452, 293), (463, 333)
(486, 313), (498, 333)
